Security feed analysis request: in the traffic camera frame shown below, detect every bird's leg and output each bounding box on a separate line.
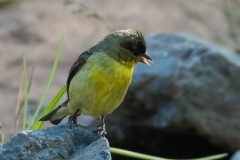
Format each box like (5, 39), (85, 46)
(68, 116), (73, 123)
(97, 115), (107, 136)
(68, 109), (79, 125)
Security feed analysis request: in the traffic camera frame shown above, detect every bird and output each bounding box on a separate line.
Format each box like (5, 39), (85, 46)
(39, 29), (152, 135)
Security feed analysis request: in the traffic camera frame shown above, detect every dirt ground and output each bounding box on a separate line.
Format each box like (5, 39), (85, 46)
(0, 0), (238, 138)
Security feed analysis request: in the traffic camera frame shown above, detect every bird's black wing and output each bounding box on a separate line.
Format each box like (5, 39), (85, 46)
(66, 51), (94, 98)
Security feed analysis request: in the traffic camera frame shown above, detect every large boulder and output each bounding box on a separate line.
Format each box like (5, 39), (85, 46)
(0, 124), (111, 160)
(107, 33), (240, 158)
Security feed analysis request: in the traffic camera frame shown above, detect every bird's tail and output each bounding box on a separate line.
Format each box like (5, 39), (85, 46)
(39, 99), (69, 125)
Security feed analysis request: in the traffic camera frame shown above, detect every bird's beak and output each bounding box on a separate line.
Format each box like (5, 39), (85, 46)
(138, 52), (153, 65)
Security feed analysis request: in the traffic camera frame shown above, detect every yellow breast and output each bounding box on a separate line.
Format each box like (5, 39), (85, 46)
(69, 52), (136, 117)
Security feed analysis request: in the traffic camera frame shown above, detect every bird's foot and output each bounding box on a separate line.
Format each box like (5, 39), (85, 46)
(68, 109), (79, 126)
(68, 116), (77, 126)
(94, 115), (107, 136)
(94, 126), (107, 137)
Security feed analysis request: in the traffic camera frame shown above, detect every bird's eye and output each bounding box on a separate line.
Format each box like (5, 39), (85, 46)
(122, 42), (134, 52)
(137, 41), (146, 53)
(128, 43), (134, 50)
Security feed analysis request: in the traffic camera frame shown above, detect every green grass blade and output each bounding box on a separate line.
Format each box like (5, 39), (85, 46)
(110, 147), (227, 160)
(31, 84), (66, 130)
(27, 31), (65, 129)
(0, 0), (19, 8)
(22, 51), (29, 130)
(110, 147), (169, 160)
(187, 153), (228, 160)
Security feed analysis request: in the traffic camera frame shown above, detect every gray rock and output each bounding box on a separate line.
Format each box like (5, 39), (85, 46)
(231, 150), (240, 160)
(107, 33), (240, 152)
(0, 124), (111, 160)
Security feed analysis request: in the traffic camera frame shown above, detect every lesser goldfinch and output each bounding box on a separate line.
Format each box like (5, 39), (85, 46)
(39, 29), (152, 135)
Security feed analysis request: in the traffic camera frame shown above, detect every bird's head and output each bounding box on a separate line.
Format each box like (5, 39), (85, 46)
(103, 29), (152, 65)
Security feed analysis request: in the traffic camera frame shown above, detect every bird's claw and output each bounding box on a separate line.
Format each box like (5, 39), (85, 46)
(68, 116), (77, 126)
(94, 126), (107, 137)
(68, 109), (79, 126)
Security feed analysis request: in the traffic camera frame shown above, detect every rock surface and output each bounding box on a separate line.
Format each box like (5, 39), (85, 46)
(107, 33), (240, 156)
(0, 123), (111, 160)
(231, 150), (240, 160)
